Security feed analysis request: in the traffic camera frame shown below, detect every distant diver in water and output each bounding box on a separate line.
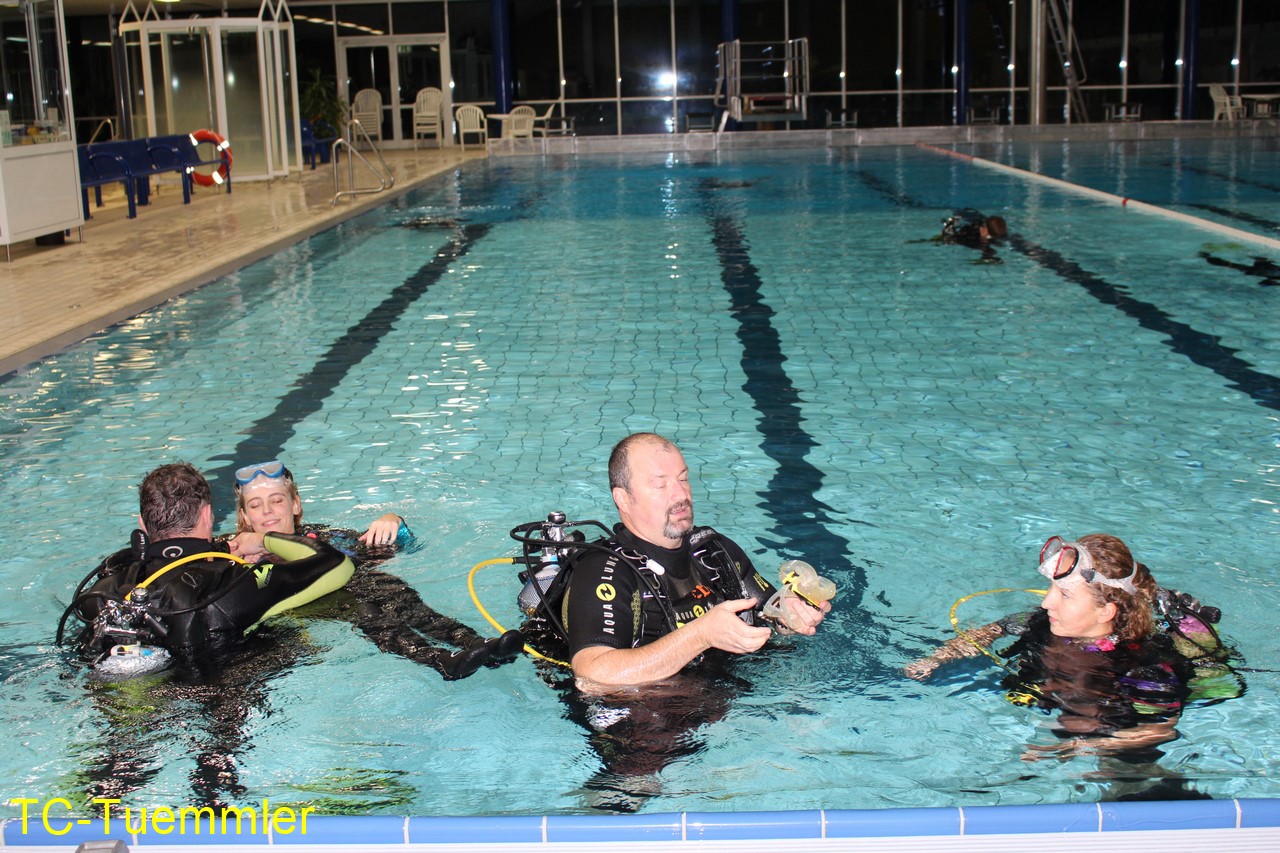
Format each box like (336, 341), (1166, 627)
(1198, 250), (1280, 286)
(936, 209), (1008, 264)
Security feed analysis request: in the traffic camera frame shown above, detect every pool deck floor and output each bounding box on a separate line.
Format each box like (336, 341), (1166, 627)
(0, 146), (485, 378)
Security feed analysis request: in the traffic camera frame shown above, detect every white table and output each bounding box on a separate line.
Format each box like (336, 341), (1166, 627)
(1242, 94), (1280, 118)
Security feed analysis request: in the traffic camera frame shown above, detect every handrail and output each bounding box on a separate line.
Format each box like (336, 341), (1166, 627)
(87, 117), (115, 144)
(331, 119), (395, 206)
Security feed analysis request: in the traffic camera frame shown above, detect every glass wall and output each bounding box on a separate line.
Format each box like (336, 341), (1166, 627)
(73, 0), (1280, 144)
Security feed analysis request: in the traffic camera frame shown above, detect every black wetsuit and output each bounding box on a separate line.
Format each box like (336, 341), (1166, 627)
(70, 532), (347, 665)
(562, 524), (775, 658)
(290, 522), (516, 679)
(938, 208), (1003, 263)
(1000, 609), (1194, 737)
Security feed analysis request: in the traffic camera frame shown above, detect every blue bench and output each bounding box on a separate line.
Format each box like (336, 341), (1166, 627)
(117, 138), (189, 206)
(78, 135), (233, 219)
(78, 144), (137, 219)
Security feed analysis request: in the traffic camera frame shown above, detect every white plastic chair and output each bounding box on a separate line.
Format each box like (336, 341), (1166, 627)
(413, 87), (443, 149)
(531, 103), (575, 137)
(507, 105), (536, 140)
(455, 104), (488, 150)
(1209, 84), (1244, 123)
(351, 88), (384, 141)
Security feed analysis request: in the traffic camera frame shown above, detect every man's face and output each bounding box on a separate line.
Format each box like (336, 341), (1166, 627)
(613, 441), (693, 548)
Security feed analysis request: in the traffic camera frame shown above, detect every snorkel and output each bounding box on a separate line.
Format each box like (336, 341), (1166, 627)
(762, 559), (837, 631)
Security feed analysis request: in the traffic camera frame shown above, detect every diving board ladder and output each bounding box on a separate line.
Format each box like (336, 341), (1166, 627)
(1045, 0), (1089, 123)
(717, 38), (810, 125)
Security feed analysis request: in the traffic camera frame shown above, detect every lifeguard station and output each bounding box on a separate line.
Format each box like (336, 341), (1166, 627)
(715, 38), (809, 129)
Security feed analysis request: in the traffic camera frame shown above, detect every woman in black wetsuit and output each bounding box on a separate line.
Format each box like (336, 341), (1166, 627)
(227, 460), (521, 680)
(906, 533), (1235, 758)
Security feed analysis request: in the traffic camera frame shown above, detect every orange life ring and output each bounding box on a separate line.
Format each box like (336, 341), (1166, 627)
(188, 129), (232, 187)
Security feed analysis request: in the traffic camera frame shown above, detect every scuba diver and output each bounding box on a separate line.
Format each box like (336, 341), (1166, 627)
(936, 208), (1008, 264)
(58, 462), (353, 676)
(55, 462), (357, 807)
(1198, 250), (1280, 286)
(905, 533), (1241, 761)
(499, 433), (835, 810)
(228, 460), (522, 680)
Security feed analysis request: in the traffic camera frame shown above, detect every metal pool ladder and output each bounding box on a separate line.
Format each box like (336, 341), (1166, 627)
(331, 119), (396, 205)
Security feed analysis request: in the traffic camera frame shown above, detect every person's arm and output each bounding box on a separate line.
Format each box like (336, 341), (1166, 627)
(904, 621), (1006, 680)
(228, 531), (270, 562)
(1022, 719), (1180, 761)
(572, 598), (772, 689)
(358, 513), (405, 546)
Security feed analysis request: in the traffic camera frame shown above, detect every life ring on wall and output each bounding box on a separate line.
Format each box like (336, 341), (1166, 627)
(188, 129), (232, 187)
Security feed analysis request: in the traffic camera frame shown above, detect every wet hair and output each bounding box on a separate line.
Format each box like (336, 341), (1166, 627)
(985, 216), (1008, 239)
(138, 462), (212, 539)
(234, 467), (303, 533)
(608, 432), (679, 493)
(1077, 533), (1157, 641)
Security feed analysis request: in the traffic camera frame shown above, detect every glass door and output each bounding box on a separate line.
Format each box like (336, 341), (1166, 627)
(337, 35), (451, 147)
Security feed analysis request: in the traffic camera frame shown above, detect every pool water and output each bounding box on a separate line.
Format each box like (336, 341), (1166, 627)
(1, 142), (1277, 816)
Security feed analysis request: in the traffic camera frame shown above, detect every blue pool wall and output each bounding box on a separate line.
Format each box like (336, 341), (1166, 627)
(5, 800), (1280, 848)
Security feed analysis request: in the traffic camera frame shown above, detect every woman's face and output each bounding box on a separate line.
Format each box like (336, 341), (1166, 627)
(1040, 582), (1116, 638)
(239, 480), (300, 535)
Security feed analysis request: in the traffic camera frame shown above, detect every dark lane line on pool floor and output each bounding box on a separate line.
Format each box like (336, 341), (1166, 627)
(852, 168), (1280, 413)
(1165, 161), (1280, 195)
(207, 223), (494, 523)
(702, 191), (869, 608)
(1005, 235), (1280, 412)
(1185, 203), (1280, 235)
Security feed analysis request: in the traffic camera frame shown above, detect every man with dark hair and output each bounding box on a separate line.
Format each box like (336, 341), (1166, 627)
(62, 462), (354, 671)
(563, 433), (829, 688)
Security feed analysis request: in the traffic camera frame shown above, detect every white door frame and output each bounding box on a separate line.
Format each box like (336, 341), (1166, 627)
(336, 33), (453, 147)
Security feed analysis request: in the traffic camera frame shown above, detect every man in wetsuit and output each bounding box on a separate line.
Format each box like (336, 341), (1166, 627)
(938, 209), (1007, 263)
(65, 462), (352, 671)
(563, 433), (829, 689)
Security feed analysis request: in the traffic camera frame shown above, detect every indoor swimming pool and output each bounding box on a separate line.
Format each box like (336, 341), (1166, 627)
(1, 139), (1277, 829)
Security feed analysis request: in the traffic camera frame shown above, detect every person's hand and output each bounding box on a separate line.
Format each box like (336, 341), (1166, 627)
(358, 513), (403, 546)
(779, 595), (829, 635)
(229, 531), (269, 562)
(700, 599), (773, 654)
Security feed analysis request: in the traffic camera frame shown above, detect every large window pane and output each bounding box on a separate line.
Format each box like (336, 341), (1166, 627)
(293, 15), (338, 89)
(901, 0), (949, 124)
(1073, 0), (1122, 89)
(334, 3), (390, 36)
(1242, 0), (1280, 83)
(675, 0), (719, 97)
(792, 0), (840, 95)
(738, 0), (783, 42)
(449, 0), (496, 102)
(512, 0), (560, 100)
(847, 1), (898, 101)
(393, 1), (446, 35)
(563, 0), (616, 101)
(619, 0), (671, 98)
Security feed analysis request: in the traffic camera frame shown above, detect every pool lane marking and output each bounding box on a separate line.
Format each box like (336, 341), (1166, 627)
(1004, 234), (1280, 411)
(851, 161), (1280, 413)
(702, 193), (868, 605)
(915, 142), (1280, 252)
(207, 223), (493, 522)
(1186, 202), (1280, 235)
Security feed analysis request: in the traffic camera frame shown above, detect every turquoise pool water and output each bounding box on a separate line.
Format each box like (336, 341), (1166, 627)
(1, 142), (1277, 817)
